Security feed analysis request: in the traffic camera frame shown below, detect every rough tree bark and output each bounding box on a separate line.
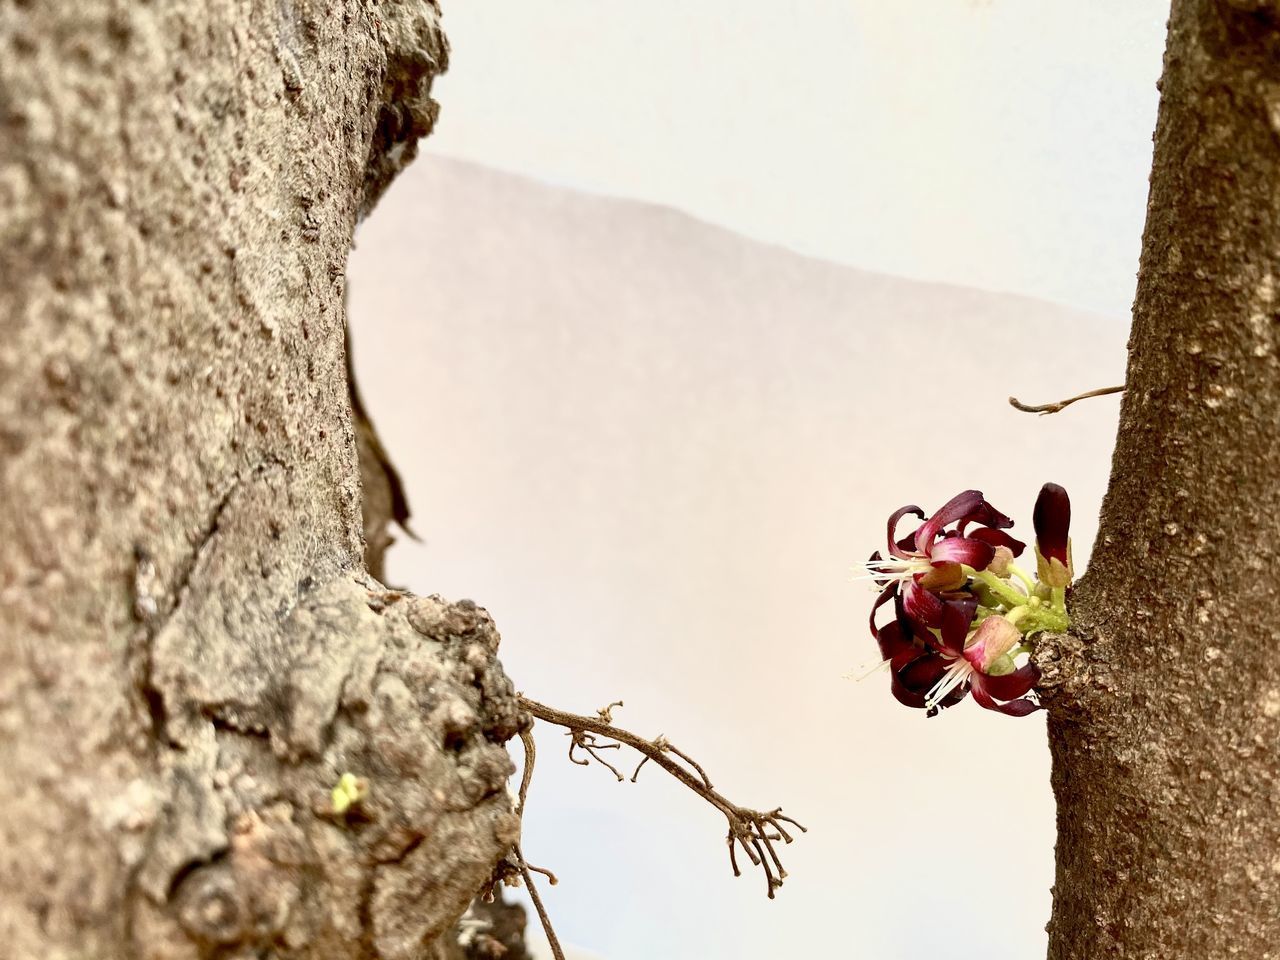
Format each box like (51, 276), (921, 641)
(1038, 1), (1280, 956)
(0, 3), (527, 958)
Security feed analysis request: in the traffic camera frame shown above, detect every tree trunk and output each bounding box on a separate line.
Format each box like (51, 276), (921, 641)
(0, 3), (526, 958)
(1041, 1), (1280, 956)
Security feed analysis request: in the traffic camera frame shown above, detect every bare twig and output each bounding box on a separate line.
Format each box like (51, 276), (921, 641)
(516, 727), (536, 818)
(1009, 384), (1124, 415)
(516, 844), (565, 960)
(628, 734), (712, 788)
(518, 696), (807, 899)
(666, 741), (713, 789)
(566, 728), (626, 781)
(523, 858), (559, 886)
(497, 728), (565, 959)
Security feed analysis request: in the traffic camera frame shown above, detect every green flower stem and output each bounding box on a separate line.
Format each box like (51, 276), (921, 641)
(1009, 565), (1037, 595)
(1022, 605), (1069, 635)
(967, 568), (1029, 611)
(1051, 586), (1067, 614)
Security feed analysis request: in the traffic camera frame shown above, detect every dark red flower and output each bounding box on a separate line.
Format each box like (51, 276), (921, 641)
(871, 589), (1039, 718)
(865, 490), (1024, 632)
(861, 486), (1076, 718)
(871, 591), (966, 713)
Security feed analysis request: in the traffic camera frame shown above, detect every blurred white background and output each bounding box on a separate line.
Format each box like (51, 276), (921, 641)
(350, 3), (1170, 957)
(429, 0), (1168, 317)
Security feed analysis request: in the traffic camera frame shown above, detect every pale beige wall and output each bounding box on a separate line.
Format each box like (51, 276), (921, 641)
(351, 158), (1127, 959)
(429, 0), (1168, 316)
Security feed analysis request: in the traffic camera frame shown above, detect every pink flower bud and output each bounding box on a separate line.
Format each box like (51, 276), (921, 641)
(987, 545), (1015, 577)
(963, 615), (1022, 674)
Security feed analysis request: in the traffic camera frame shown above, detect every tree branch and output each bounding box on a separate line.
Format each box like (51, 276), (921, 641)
(1008, 384), (1124, 415)
(515, 846), (564, 960)
(517, 696), (806, 899)
(483, 728), (564, 960)
(516, 727), (536, 818)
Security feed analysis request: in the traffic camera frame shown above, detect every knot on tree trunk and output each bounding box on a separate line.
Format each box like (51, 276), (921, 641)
(126, 466), (526, 959)
(1032, 624), (1119, 721)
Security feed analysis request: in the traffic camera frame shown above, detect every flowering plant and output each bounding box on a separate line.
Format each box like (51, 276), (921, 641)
(862, 485), (1072, 717)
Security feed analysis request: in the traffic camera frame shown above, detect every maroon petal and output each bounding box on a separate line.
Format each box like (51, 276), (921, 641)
(967, 527), (1026, 557)
(939, 599), (976, 654)
(889, 649), (949, 708)
(887, 504), (925, 558)
(971, 674), (1041, 716)
(929, 536), (996, 569)
(903, 581), (945, 631)
(875, 621), (917, 663)
(889, 646), (925, 672)
(895, 530), (920, 554)
(890, 673), (928, 709)
(895, 653), (948, 695)
(914, 490), (985, 551)
(893, 590), (915, 640)
(869, 582), (896, 638)
(956, 500), (1015, 534)
(979, 663), (1041, 701)
(1033, 483), (1071, 566)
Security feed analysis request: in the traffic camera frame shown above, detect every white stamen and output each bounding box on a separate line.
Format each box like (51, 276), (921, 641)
(844, 659), (892, 682)
(856, 555), (933, 585)
(924, 657), (975, 710)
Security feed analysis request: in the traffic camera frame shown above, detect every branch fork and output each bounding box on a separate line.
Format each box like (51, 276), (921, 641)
(518, 696), (805, 899)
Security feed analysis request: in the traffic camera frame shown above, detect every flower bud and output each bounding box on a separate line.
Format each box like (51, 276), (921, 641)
(987, 545), (1015, 577)
(1033, 482), (1073, 588)
(962, 615), (1021, 673)
(984, 653), (1017, 676)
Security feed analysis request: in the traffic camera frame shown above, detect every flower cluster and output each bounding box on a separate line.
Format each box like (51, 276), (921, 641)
(863, 485), (1072, 717)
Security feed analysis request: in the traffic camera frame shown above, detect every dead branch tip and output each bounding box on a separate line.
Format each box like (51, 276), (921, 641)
(518, 694), (805, 899)
(1008, 384), (1124, 415)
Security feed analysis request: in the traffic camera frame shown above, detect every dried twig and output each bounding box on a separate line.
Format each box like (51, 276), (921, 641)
(518, 696), (806, 899)
(487, 729), (565, 960)
(566, 729), (626, 781)
(1008, 384), (1124, 415)
(516, 727), (536, 818)
(515, 844), (565, 960)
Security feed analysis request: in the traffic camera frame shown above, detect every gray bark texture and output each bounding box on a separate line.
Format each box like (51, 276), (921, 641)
(1038, 1), (1280, 956)
(0, 2), (527, 958)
